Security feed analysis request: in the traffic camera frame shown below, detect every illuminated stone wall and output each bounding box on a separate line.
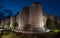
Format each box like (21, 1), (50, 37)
(16, 3), (47, 33)
(16, 7), (29, 31)
(0, 20), (5, 28)
(10, 16), (16, 28)
(29, 3), (47, 32)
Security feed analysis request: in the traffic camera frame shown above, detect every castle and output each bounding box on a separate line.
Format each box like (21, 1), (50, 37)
(0, 2), (60, 33)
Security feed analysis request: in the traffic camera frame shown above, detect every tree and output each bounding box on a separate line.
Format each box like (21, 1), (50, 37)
(4, 23), (10, 29)
(56, 22), (60, 29)
(10, 22), (18, 29)
(13, 22), (18, 29)
(46, 18), (56, 30)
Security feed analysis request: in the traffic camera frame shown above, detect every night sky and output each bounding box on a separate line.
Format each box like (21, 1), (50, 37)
(0, 0), (60, 19)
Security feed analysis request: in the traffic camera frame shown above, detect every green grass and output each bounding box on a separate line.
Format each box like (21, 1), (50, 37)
(0, 31), (60, 38)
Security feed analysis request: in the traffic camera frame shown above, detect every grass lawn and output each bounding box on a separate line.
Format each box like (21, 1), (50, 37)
(0, 30), (60, 38)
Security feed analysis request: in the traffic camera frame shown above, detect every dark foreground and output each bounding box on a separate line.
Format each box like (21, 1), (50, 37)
(0, 31), (60, 38)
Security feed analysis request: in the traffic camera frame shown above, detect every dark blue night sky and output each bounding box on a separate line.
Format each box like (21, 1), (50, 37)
(0, 0), (60, 19)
